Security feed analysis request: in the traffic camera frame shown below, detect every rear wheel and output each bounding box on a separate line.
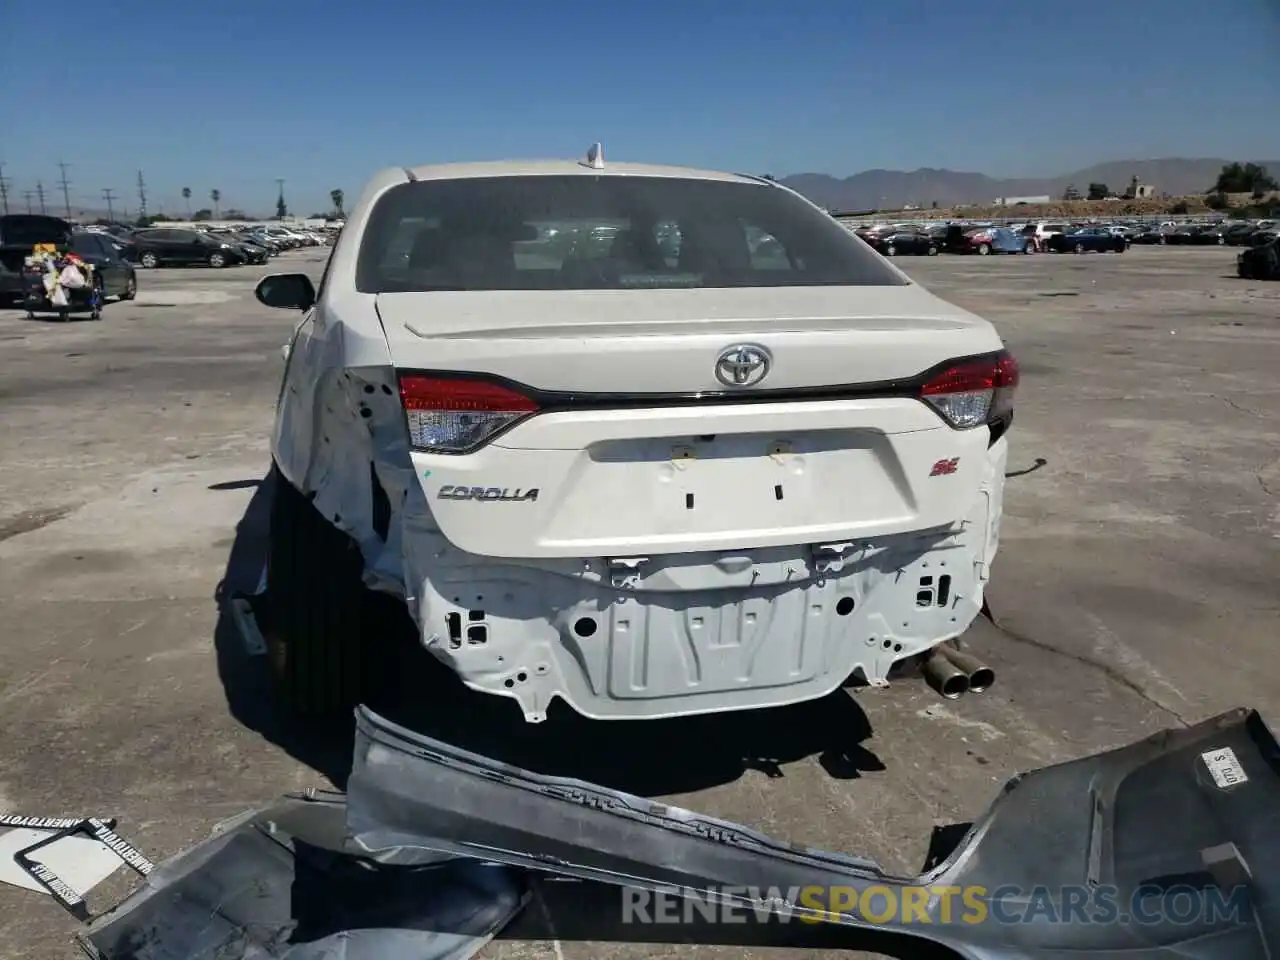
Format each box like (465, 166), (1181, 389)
(90, 277), (104, 319)
(977, 244), (991, 255)
(266, 465), (368, 716)
(209, 252), (227, 268)
(140, 251), (159, 269)
(1074, 242), (1085, 254)
(121, 273), (137, 300)
(884, 244), (896, 256)
(927, 245), (938, 256)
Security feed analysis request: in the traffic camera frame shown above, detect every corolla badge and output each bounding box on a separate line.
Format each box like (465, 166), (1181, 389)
(714, 344), (772, 387)
(438, 485), (539, 502)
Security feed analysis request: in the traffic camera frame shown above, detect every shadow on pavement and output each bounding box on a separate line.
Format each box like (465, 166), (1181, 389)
(213, 472), (884, 797)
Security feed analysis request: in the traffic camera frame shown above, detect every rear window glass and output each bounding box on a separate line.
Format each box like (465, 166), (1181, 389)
(356, 175), (907, 292)
(0, 215), (72, 248)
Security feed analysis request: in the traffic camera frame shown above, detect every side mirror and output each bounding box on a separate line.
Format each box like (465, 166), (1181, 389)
(256, 273), (316, 311)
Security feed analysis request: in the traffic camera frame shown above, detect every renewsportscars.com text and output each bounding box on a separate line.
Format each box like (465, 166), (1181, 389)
(621, 884), (1249, 926)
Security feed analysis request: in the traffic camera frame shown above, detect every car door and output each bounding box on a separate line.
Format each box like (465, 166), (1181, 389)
(144, 229), (181, 263)
(172, 231), (203, 263)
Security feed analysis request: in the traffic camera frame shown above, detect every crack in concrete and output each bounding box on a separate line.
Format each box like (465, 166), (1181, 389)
(1208, 393), (1268, 419)
(982, 611), (1190, 727)
(0, 505), (77, 544)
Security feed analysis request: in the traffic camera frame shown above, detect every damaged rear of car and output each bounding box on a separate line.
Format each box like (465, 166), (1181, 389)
(258, 154), (1019, 723)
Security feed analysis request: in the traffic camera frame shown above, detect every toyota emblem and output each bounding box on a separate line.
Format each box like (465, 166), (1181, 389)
(714, 344), (772, 387)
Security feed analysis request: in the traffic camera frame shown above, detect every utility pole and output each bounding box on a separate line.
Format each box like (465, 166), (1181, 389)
(136, 170), (148, 221)
(102, 188), (117, 222)
(36, 180), (47, 214)
(275, 178), (286, 218)
(0, 163), (10, 214)
(57, 161), (73, 218)
(23, 190), (35, 214)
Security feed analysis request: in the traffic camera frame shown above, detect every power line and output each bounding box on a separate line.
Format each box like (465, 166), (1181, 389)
(0, 163), (10, 215)
(57, 161), (72, 218)
(102, 188), (117, 222)
(35, 180), (47, 214)
(136, 170), (148, 220)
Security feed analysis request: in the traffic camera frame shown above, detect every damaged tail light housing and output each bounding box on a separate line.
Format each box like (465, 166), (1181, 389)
(919, 351), (1019, 430)
(398, 374), (539, 453)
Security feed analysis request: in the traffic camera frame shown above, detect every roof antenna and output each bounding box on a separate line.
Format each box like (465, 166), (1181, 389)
(582, 142), (604, 170)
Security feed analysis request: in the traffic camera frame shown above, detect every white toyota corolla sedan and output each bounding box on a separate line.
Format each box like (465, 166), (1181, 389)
(255, 146), (1019, 723)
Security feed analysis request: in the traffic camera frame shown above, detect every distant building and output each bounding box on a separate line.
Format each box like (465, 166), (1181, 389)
(992, 195), (1051, 206)
(1123, 176), (1157, 199)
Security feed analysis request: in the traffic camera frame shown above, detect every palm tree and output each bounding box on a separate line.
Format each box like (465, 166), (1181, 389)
(182, 186), (192, 218)
(330, 189), (344, 216)
(210, 189), (221, 219)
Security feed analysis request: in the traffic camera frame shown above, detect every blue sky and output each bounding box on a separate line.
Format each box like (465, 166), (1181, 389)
(2, 0), (1278, 216)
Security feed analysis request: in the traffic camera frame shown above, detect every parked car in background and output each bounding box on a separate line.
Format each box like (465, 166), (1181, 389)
(957, 226), (1029, 255)
(859, 226), (939, 256)
(1046, 227), (1127, 254)
(70, 230), (138, 301)
(1129, 226), (1165, 244)
(94, 232), (139, 262)
(245, 229), (288, 253)
(233, 231), (277, 258)
(1217, 223), (1258, 246)
(1237, 234), (1279, 280)
(1163, 225), (1221, 246)
(131, 228), (248, 268)
(236, 238), (272, 264)
(1031, 222), (1068, 248)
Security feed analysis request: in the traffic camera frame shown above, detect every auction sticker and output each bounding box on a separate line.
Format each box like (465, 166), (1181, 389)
(1201, 747), (1248, 789)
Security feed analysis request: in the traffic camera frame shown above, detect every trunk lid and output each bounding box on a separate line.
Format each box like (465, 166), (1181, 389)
(375, 285), (1001, 394)
(382, 286), (1006, 559)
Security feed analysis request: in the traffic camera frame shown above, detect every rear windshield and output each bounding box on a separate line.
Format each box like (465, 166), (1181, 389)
(356, 175), (907, 292)
(0, 215), (73, 249)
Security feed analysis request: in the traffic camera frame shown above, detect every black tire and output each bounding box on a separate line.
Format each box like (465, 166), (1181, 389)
(885, 244), (896, 257)
(121, 272), (137, 300)
(91, 277), (104, 319)
(266, 464), (368, 715)
(977, 244), (991, 256)
(140, 251), (159, 269)
(1074, 242), (1085, 254)
(209, 252), (227, 268)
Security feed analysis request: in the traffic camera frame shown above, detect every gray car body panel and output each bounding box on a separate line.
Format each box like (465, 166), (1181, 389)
(80, 794), (527, 960)
(347, 705), (1280, 959)
(78, 708), (1279, 958)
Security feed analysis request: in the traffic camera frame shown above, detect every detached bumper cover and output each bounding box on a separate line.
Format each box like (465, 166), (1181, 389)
(80, 794), (526, 960)
(347, 705), (1280, 959)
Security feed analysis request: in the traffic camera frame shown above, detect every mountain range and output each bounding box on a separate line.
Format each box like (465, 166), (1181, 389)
(779, 158), (1280, 212)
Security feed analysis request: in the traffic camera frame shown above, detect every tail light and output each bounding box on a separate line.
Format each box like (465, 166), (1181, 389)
(919, 351), (1019, 429)
(398, 374), (539, 454)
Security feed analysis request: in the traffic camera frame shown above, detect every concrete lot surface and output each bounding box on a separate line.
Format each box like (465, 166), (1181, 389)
(1, 246), (1277, 958)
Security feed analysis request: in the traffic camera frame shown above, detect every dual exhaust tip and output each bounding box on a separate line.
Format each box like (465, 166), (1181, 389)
(922, 645), (995, 699)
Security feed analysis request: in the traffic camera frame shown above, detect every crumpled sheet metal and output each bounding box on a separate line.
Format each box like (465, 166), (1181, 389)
(347, 705), (1280, 959)
(80, 794), (526, 960)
